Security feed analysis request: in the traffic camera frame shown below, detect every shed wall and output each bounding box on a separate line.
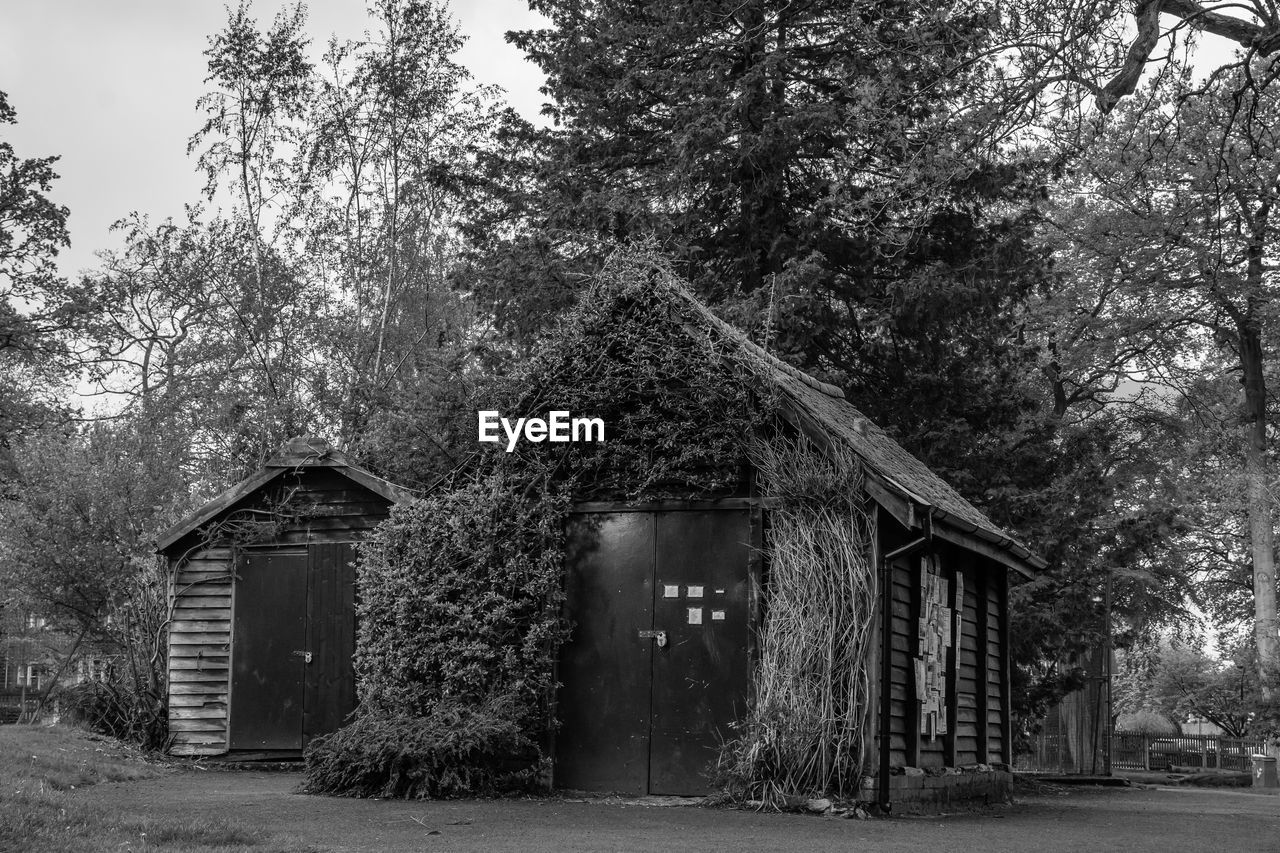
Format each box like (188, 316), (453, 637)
(882, 536), (1008, 771)
(168, 546), (233, 755)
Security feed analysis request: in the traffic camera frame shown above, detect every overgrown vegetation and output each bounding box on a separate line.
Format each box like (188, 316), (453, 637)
(350, 476), (570, 729)
(717, 438), (877, 802)
(310, 253), (893, 801)
(302, 697), (541, 798)
(309, 255), (775, 797)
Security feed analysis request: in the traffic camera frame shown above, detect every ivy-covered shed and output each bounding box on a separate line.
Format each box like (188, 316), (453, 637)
(549, 276), (1043, 809)
(155, 436), (411, 758)
(336, 256), (1042, 811)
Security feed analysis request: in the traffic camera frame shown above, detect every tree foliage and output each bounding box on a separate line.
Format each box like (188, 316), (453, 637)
(1050, 62), (1280, 696)
(0, 91), (74, 459)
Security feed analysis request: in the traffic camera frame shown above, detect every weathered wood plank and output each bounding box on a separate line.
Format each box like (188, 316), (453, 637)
(168, 632), (232, 646)
(170, 719), (227, 733)
(171, 731), (227, 745)
(172, 592), (232, 604)
(169, 644), (229, 658)
(172, 594), (232, 607)
(169, 671), (229, 685)
(179, 555), (231, 567)
(944, 558), (960, 768)
(168, 657), (230, 670)
(170, 620), (231, 633)
(169, 682), (231, 696)
(173, 575), (232, 588)
(168, 695), (227, 709)
(169, 707), (228, 720)
(976, 567), (991, 763)
(187, 548), (234, 560)
(170, 743), (226, 757)
(173, 611), (232, 624)
(905, 555), (921, 768)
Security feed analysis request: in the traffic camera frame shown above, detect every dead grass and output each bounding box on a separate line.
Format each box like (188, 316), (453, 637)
(0, 724), (327, 852)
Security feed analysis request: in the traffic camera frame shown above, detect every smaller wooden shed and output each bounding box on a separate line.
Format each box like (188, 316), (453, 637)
(156, 436), (409, 758)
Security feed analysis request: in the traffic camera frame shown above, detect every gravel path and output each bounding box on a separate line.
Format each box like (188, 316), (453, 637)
(79, 770), (1280, 852)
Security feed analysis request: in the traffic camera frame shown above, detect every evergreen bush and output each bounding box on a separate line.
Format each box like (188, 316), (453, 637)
(301, 695), (541, 798)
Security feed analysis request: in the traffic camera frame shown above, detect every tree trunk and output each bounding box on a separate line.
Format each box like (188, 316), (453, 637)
(733, 2), (785, 293)
(1238, 318), (1280, 698)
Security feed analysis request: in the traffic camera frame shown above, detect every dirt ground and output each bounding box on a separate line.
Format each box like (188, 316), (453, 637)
(76, 770), (1279, 853)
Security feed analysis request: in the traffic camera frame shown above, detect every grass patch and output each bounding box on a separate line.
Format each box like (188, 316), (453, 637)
(0, 724), (325, 852)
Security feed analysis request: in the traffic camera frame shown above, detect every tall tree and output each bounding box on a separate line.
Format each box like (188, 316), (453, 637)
(475, 1), (1206, 723)
(1055, 63), (1280, 698)
(80, 213), (322, 474)
(190, 1), (312, 407)
(476, 0), (1027, 325)
(293, 0), (499, 456)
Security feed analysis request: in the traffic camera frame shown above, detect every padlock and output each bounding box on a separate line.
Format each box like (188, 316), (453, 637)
(638, 629), (668, 648)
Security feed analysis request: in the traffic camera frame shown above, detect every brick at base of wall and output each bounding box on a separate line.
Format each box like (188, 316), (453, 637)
(867, 769), (1014, 815)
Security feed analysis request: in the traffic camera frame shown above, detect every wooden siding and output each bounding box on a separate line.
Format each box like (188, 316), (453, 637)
(987, 578), (1006, 764)
(882, 538), (1010, 770)
(165, 466), (392, 757)
(168, 547), (233, 756)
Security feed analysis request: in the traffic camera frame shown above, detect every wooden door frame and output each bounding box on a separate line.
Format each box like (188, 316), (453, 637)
(227, 540), (359, 756)
(557, 504), (760, 793)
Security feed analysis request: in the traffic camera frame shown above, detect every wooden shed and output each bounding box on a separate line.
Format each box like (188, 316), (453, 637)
(155, 437), (409, 758)
(547, 277), (1044, 810)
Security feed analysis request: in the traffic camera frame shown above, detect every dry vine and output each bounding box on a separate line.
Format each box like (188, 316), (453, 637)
(719, 435), (878, 802)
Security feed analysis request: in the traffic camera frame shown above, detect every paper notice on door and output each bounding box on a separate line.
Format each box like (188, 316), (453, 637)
(663, 585), (679, 598)
(711, 610), (726, 621)
(687, 585), (704, 598)
(687, 607), (703, 625)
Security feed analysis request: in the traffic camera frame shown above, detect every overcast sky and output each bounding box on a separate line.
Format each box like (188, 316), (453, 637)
(0, 0), (549, 278)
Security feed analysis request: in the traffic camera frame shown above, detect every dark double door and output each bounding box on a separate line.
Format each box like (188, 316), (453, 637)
(556, 509), (752, 795)
(229, 543), (357, 751)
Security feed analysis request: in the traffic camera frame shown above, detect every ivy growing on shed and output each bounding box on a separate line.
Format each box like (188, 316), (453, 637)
(310, 252), (772, 795)
(312, 251), (884, 802)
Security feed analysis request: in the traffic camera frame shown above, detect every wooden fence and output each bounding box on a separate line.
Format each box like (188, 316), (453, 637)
(1018, 731), (1266, 773)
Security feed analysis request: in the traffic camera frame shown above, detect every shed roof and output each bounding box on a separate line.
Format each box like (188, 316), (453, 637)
(155, 436), (413, 554)
(672, 283), (1044, 576)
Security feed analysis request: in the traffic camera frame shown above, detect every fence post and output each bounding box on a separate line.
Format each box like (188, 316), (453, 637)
(1142, 734), (1150, 771)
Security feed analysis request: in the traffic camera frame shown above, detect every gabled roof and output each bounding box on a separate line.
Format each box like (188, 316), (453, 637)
(155, 436), (413, 554)
(671, 282), (1044, 577)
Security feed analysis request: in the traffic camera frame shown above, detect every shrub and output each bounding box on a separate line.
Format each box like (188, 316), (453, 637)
(355, 473), (570, 731)
(58, 678), (167, 751)
(301, 696), (542, 798)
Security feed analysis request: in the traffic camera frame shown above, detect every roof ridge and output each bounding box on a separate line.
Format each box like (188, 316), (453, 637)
(647, 269), (1040, 571)
(665, 279), (846, 399)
